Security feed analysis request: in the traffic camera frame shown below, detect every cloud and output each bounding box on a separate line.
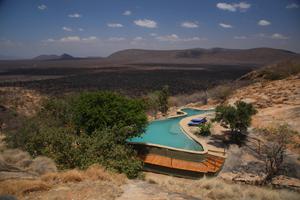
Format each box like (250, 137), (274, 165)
(257, 33), (289, 40)
(219, 23), (233, 28)
(133, 36), (143, 41)
(271, 33), (289, 40)
(60, 36), (81, 42)
(234, 36), (247, 39)
(78, 28), (84, 31)
(82, 36), (98, 42)
(108, 37), (126, 42)
(286, 3), (299, 9)
(216, 2), (251, 12)
(181, 21), (199, 28)
(38, 4), (47, 10)
(216, 2), (236, 11)
(123, 10), (132, 15)
(156, 34), (180, 42)
(62, 26), (72, 32)
(134, 19), (157, 28)
(107, 23), (124, 28)
(149, 33), (157, 37)
(182, 37), (204, 42)
(45, 36), (98, 43)
(45, 38), (55, 42)
(258, 19), (271, 26)
(156, 34), (205, 42)
(68, 13), (82, 18)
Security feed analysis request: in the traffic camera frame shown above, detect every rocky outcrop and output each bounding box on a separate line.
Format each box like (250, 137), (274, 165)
(227, 74), (300, 133)
(0, 149), (57, 181)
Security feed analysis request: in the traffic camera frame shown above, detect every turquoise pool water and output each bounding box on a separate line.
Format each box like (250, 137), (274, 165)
(128, 108), (211, 151)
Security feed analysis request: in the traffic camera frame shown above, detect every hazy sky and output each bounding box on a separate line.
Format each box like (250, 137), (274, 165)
(0, 0), (299, 58)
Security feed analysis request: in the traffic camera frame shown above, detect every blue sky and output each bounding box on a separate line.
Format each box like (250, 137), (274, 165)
(0, 0), (299, 58)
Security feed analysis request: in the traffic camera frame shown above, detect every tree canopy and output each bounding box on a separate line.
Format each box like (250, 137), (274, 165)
(214, 101), (257, 134)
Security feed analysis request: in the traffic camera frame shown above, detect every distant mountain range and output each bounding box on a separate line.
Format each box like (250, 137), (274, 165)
(33, 53), (76, 61)
(106, 47), (299, 66)
(3, 47), (299, 67)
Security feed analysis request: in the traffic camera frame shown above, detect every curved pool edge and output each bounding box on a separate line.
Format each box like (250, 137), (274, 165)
(128, 106), (215, 155)
(178, 106), (215, 155)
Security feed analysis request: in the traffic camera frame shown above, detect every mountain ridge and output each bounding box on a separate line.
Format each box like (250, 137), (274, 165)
(105, 47), (299, 66)
(33, 53), (75, 61)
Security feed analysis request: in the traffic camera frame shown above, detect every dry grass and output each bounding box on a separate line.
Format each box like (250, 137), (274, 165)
(145, 174), (300, 200)
(0, 179), (50, 196)
(41, 170), (85, 184)
(0, 164), (126, 198)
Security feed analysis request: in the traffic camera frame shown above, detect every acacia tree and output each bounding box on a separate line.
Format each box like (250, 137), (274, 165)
(214, 101), (257, 135)
(145, 91), (160, 119)
(259, 124), (296, 183)
(158, 85), (169, 116)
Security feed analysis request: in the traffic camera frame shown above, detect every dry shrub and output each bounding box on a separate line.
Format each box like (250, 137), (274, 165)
(208, 85), (232, 102)
(60, 169), (84, 183)
(41, 170), (83, 184)
(84, 164), (111, 181)
(41, 164), (126, 185)
(170, 91), (207, 107)
(0, 179), (50, 196)
(40, 172), (60, 184)
(145, 175), (300, 200)
(27, 156), (57, 175)
(85, 164), (127, 185)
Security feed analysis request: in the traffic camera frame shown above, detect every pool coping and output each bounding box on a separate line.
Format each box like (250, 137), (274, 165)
(128, 107), (214, 155)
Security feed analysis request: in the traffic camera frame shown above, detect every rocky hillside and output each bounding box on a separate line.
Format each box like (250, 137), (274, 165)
(228, 63), (300, 131)
(225, 59), (300, 156)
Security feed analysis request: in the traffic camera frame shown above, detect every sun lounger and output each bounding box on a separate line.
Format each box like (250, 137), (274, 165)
(188, 121), (201, 126)
(191, 118), (207, 123)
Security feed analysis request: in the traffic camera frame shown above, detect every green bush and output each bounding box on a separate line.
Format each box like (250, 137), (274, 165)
(214, 101), (257, 134)
(197, 122), (212, 136)
(71, 92), (147, 138)
(5, 91), (147, 178)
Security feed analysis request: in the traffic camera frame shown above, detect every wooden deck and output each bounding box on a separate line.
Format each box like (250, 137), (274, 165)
(139, 153), (225, 173)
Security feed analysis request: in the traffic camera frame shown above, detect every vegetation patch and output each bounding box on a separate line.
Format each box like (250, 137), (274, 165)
(214, 101), (257, 137)
(4, 91), (147, 178)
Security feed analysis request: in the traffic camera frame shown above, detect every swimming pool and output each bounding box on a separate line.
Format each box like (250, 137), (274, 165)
(128, 108), (211, 151)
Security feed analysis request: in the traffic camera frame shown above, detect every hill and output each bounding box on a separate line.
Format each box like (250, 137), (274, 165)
(239, 57), (300, 81)
(33, 53), (75, 61)
(107, 47), (299, 66)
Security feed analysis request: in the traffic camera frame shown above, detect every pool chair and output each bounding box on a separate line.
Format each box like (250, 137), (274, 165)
(188, 121), (201, 126)
(191, 117), (207, 123)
